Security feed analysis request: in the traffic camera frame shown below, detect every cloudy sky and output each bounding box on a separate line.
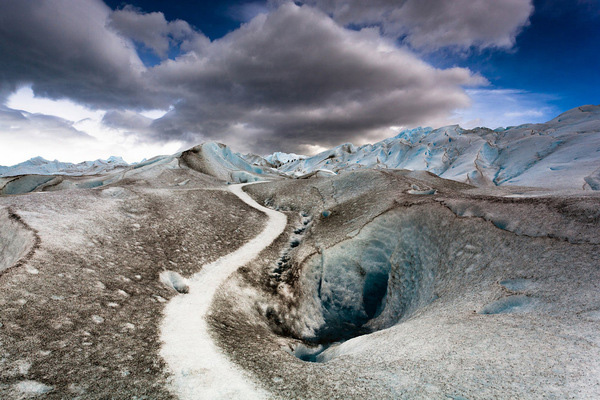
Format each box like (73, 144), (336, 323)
(0, 0), (598, 164)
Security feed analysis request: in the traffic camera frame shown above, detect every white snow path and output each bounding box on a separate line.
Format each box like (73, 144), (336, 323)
(160, 182), (287, 400)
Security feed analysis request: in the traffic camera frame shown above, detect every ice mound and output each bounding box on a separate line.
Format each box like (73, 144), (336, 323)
(180, 142), (270, 183)
(0, 175), (56, 195)
(264, 152), (306, 167)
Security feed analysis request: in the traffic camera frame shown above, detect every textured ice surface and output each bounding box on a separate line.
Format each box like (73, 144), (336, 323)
(181, 142), (269, 183)
(0, 159), (268, 398)
(264, 152), (306, 167)
(1, 175), (55, 195)
(0, 156), (128, 177)
(267, 105), (600, 190)
(292, 208), (438, 342)
(2, 131), (600, 399)
(213, 169), (600, 399)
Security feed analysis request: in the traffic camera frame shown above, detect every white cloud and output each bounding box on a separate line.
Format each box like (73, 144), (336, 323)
(1, 87), (183, 165)
(228, 2), (271, 22)
(7, 86), (103, 122)
(0, 0), (155, 109)
(504, 110), (545, 118)
(453, 89), (559, 129)
(108, 6), (209, 59)
(291, 0), (534, 50)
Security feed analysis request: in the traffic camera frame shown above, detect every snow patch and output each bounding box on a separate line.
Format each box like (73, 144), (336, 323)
(13, 380), (53, 395)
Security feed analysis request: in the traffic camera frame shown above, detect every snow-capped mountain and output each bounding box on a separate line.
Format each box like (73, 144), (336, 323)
(0, 156), (129, 177)
(267, 105), (600, 190)
(4, 105), (599, 190)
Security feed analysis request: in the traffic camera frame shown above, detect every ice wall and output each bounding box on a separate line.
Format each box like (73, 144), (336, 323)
(0, 208), (37, 274)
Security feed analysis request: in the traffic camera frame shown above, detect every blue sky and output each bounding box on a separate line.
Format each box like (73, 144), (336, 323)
(0, 0), (598, 163)
(436, 0), (600, 120)
(104, 0), (266, 40)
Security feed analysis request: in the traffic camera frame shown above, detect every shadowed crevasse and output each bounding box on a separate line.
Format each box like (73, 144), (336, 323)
(278, 207), (446, 359)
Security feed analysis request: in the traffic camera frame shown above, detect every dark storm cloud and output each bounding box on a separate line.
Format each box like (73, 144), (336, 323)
(149, 3), (484, 152)
(288, 0), (534, 50)
(102, 110), (153, 131)
(0, 0), (488, 155)
(0, 0), (163, 109)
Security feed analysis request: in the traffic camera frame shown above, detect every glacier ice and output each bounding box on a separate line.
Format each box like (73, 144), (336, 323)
(0, 155), (128, 177)
(213, 168), (600, 399)
(0, 106), (599, 399)
(289, 207), (438, 343)
(263, 105), (600, 190)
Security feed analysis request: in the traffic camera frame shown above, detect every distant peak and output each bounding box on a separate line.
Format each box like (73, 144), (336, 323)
(104, 156), (126, 164)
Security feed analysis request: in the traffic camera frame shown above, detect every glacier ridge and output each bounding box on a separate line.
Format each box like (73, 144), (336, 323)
(266, 105), (600, 190)
(0, 156), (129, 177)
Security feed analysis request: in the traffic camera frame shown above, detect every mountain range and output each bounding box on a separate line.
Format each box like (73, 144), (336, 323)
(2, 105), (599, 191)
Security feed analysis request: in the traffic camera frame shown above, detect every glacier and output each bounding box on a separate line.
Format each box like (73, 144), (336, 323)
(264, 105), (600, 190)
(3, 106), (599, 191)
(0, 105), (599, 399)
(0, 155), (128, 177)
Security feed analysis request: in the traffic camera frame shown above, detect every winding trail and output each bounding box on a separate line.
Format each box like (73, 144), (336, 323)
(160, 182), (287, 400)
